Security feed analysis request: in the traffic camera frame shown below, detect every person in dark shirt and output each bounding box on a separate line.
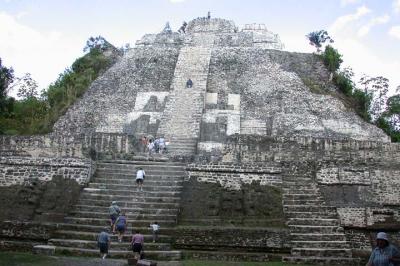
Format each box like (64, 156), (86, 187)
(114, 213), (127, 242)
(97, 228), (111, 259)
(186, 79), (193, 88)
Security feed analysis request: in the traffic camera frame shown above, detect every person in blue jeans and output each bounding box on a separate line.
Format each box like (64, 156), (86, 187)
(366, 232), (400, 266)
(114, 213), (127, 242)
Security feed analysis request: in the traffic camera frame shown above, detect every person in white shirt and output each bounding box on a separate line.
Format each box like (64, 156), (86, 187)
(147, 140), (155, 156)
(149, 222), (159, 242)
(158, 137), (166, 154)
(136, 167), (145, 191)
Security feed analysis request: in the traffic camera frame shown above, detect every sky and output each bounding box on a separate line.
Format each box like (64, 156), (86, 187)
(1, 0), (400, 97)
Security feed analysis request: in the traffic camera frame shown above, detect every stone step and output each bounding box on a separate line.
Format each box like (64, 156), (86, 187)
(95, 172), (185, 179)
(292, 248), (352, 258)
(283, 199), (325, 206)
(284, 205), (337, 213)
(88, 183), (183, 191)
(48, 239), (172, 251)
(96, 165), (185, 172)
(96, 169), (186, 176)
(97, 162), (185, 169)
(283, 194), (323, 201)
(73, 205), (178, 215)
(291, 241), (349, 249)
(93, 177), (183, 185)
(79, 193), (180, 203)
(282, 189), (320, 195)
(63, 217), (177, 227)
(181, 249), (273, 262)
(289, 225), (344, 234)
(290, 233), (347, 242)
(83, 187), (182, 195)
(77, 199), (179, 209)
(54, 229), (172, 241)
(282, 256), (360, 266)
(285, 211), (338, 219)
(287, 218), (340, 226)
(98, 160), (183, 166)
(53, 246), (181, 260)
(52, 224), (170, 234)
(69, 211), (178, 220)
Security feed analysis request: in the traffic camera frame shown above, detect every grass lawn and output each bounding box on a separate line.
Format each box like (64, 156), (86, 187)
(183, 260), (310, 266)
(0, 251), (311, 266)
(0, 251), (58, 266)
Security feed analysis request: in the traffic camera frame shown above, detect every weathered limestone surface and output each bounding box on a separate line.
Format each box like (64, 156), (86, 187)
(49, 17), (388, 144)
(0, 16), (399, 264)
(53, 45), (180, 138)
(0, 157), (93, 186)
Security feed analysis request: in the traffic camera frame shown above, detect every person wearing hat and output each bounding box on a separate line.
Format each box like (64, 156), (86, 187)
(108, 201), (121, 233)
(366, 232), (400, 266)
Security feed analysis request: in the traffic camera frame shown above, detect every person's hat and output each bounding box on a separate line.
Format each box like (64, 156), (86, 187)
(377, 232), (389, 241)
(112, 201), (117, 204)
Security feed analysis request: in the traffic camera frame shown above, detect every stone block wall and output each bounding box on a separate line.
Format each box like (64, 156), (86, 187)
(173, 227), (290, 252)
(0, 135), (83, 158)
(179, 163), (284, 227)
(0, 157), (93, 186)
(0, 221), (57, 251)
(0, 156), (92, 222)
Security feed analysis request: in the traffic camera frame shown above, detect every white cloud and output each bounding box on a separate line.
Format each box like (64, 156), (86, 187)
(328, 8), (400, 95)
(335, 38), (400, 95)
(330, 5), (371, 34)
(394, 0), (400, 13)
(357, 14), (390, 37)
(389, 25), (400, 39)
(0, 12), (83, 97)
(169, 0), (186, 3)
(341, 0), (361, 7)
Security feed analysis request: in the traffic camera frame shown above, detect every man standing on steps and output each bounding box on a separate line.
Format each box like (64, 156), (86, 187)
(97, 227), (111, 260)
(186, 78), (193, 88)
(109, 201), (120, 233)
(136, 167), (145, 191)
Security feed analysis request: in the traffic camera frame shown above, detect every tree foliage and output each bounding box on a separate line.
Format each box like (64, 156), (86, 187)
(0, 59), (15, 115)
(322, 45), (343, 73)
(0, 36), (117, 135)
(306, 30), (334, 52)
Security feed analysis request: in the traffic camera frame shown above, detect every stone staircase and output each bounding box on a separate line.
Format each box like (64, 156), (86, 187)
(42, 159), (186, 260)
(158, 41), (214, 156)
(281, 169), (360, 265)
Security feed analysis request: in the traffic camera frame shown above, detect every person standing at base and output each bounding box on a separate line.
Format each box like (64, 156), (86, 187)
(136, 167), (145, 191)
(131, 229), (144, 260)
(97, 228), (111, 260)
(149, 221), (160, 243)
(366, 232), (400, 266)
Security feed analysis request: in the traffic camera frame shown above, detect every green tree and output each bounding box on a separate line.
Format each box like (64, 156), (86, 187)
(323, 45), (343, 74)
(0, 58), (15, 115)
(16, 73), (38, 99)
(306, 30), (334, 53)
(359, 76), (389, 121)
